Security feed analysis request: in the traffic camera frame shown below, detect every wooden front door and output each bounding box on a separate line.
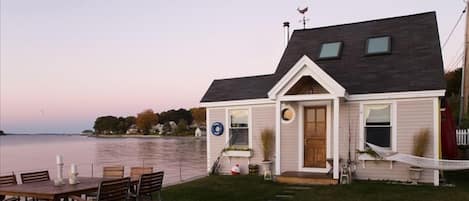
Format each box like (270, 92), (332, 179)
(304, 106), (327, 168)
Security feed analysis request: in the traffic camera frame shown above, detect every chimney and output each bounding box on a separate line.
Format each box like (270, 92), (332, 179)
(283, 22), (290, 48)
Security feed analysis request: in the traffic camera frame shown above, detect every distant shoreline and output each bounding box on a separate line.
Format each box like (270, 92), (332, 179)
(86, 134), (203, 139)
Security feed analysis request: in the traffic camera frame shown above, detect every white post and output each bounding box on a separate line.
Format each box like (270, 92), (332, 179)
(206, 108), (211, 173)
(433, 97), (440, 186)
(333, 98), (340, 179)
(275, 100), (281, 175)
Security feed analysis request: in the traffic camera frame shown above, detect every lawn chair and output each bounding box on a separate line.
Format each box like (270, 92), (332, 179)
(71, 178), (130, 201)
(129, 171), (164, 201)
(0, 174), (19, 201)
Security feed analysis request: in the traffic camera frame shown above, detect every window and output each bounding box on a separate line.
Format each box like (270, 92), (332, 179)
(319, 42), (342, 59)
(364, 104), (391, 148)
(229, 109), (249, 147)
(281, 105), (295, 123)
(366, 36), (391, 55)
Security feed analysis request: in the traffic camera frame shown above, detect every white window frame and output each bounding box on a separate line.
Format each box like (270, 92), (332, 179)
(359, 101), (397, 152)
(225, 107), (252, 149)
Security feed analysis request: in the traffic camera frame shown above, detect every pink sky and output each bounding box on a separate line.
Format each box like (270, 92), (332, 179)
(0, 0), (465, 133)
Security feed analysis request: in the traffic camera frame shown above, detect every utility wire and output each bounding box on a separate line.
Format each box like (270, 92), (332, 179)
(442, 7), (467, 50)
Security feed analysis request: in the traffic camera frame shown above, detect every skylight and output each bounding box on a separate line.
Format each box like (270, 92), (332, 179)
(366, 36), (391, 55)
(319, 42), (342, 59)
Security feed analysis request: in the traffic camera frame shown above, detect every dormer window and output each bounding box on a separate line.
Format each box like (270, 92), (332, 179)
(318, 42), (343, 59)
(366, 36), (391, 55)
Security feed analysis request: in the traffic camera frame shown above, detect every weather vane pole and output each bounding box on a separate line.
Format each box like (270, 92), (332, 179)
(297, 6), (309, 29)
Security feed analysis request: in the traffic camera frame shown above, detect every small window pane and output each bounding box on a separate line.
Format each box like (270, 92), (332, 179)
(365, 105), (390, 125)
(282, 108), (294, 121)
(367, 36), (390, 54)
(230, 110), (248, 127)
(319, 42), (342, 58)
(366, 127), (391, 147)
(229, 128), (249, 146)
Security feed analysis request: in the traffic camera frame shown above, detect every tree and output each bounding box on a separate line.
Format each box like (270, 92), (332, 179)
(136, 109), (158, 135)
(93, 116), (120, 134)
(158, 109), (193, 125)
(176, 119), (188, 133)
(190, 107), (206, 126)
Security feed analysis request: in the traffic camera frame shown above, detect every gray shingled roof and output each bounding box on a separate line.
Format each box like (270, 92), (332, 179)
(201, 12), (446, 103)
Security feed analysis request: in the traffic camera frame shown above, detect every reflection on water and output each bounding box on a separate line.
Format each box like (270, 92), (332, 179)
(0, 135), (207, 184)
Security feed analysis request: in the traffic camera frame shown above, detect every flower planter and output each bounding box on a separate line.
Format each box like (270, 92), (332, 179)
(261, 160), (273, 180)
(222, 150), (252, 158)
(409, 167), (423, 184)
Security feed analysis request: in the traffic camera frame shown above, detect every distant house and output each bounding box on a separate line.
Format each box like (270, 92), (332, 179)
(126, 124), (139, 134)
(195, 127), (207, 137)
(201, 12), (446, 185)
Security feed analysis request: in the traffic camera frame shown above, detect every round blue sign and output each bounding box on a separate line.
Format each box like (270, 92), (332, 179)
(211, 122), (224, 136)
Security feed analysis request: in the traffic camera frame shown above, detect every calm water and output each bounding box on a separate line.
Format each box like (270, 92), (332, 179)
(0, 135), (207, 185)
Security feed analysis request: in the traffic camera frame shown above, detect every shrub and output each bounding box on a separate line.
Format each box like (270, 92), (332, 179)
(260, 128), (274, 161)
(413, 128), (430, 157)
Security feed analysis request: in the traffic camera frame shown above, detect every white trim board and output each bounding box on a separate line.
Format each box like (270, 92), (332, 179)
(201, 98), (274, 108)
(433, 97), (440, 186)
(268, 55), (346, 99)
(200, 90), (445, 109)
(346, 90), (445, 101)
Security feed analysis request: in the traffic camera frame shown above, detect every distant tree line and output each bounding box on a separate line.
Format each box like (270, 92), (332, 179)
(92, 107), (206, 135)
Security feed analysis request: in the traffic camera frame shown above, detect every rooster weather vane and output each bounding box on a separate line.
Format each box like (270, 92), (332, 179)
(297, 6), (309, 29)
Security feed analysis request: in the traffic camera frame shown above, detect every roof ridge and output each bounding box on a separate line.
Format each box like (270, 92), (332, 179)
(214, 73), (275, 81)
(293, 11), (435, 32)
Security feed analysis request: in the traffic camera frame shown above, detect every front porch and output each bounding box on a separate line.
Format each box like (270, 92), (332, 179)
(276, 171), (338, 185)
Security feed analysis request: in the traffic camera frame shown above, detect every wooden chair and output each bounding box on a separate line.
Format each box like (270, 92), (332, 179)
(130, 171), (164, 201)
(71, 178), (130, 201)
(85, 166), (125, 199)
(20, 171), (50, 201)
(103, 166), (124, 178)
(130, 167), (153, 179)
(0, 174), (19, 201)
(20, 171), (50, 184)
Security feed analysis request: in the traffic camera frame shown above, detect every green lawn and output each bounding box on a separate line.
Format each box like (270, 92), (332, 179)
(161, 171), (469, 201)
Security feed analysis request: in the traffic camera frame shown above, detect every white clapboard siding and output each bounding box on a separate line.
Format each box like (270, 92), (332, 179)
(456, 129), (469, 146)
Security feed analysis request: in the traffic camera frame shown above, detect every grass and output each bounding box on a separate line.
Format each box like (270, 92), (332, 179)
(161, 171), (469, 201)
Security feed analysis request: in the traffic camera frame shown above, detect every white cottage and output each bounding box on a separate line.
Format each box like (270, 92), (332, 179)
(201, 12), (446, 185)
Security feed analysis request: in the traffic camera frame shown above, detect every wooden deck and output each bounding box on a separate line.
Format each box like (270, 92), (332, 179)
(275, 171), (338, 185)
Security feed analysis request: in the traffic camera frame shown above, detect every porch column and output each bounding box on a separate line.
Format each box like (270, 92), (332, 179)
(333, 98), (340, 179)
(275, 100), (281, 175)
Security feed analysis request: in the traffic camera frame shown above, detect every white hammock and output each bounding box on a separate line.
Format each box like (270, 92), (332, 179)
(366, 143), (469, 170)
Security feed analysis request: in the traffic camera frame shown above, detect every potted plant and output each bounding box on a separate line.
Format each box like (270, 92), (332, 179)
(260, 128), (274, 180)
(409, 128), (430, 184)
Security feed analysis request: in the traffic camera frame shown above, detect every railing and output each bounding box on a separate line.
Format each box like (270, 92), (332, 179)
(0, 158), (207, 187)
(456, 129), (469, 146)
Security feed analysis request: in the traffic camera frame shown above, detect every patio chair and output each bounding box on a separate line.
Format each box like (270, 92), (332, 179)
(70, 178), (131, 201)
(20, 171), (50, 184)
(85, 166), (125, 199)
(20, 171), (50, 201)
(130, 167), (153, 179)
(0, 174), (19, 201)
(129, 171), (164, 201)
(102, 166), (125, 178)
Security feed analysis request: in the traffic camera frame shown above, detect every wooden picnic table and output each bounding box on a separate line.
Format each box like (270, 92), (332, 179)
(0, 177), (139, 201)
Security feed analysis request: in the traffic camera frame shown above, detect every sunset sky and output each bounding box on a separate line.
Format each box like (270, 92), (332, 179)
(0, 0), (466, 133)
